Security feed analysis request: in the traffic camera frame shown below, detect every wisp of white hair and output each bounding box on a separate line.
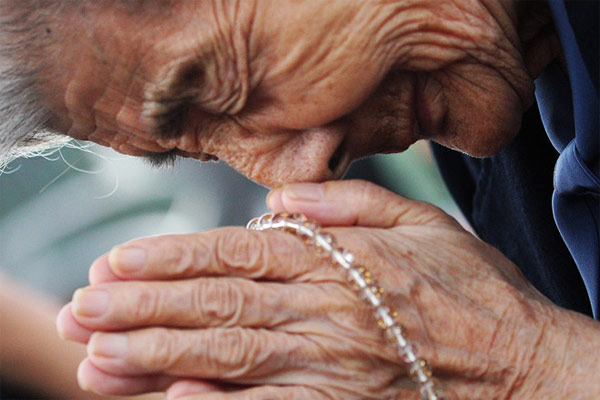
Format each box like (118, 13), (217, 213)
(0, 3), (70, 174)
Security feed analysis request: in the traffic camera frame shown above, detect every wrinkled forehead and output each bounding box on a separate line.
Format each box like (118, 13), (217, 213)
(29, 0), (242, 160)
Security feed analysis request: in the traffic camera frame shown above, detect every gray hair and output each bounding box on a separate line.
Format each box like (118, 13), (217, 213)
(0, 2), (69, 172)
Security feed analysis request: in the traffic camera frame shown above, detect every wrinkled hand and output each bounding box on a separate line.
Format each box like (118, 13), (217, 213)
(57, 181), (600, 399)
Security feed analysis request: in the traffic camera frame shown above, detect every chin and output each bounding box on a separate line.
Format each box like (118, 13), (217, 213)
(438, 108), (523, 158)
(445, 131), (519, 157)
(455, 133), (517, 157)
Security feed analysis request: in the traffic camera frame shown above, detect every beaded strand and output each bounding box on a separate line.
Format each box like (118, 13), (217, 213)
(247, 212), (447, 400)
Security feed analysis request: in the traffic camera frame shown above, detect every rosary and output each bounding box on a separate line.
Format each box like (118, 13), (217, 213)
(248, 212), (448, 400)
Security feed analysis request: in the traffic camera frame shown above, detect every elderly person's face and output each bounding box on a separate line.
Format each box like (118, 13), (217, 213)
(31, 0), (535, 186)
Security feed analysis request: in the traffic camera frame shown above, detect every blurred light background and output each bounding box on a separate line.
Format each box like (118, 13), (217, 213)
(0, 141), (463, 399)
(1, 141), (463, 301)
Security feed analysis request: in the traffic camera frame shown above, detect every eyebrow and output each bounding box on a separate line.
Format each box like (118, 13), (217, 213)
(143, 148), (180, 168)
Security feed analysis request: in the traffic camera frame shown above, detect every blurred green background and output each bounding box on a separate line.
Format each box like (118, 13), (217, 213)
(0, 141), (462, 301)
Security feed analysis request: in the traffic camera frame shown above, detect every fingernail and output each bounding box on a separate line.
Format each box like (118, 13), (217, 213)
(109, 246), (147, 273)
(77, 363), (90, 391)
(266, 189), (283, 210)
(283, 183), (324, 201)
(73, 289), (109, 317)
(90, 333), (128, 359)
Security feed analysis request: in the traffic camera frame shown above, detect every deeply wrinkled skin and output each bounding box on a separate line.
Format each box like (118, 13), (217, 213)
(58, 181), (600, 399)
(37, 0), (600, 398)
(36, 0), (543, 186)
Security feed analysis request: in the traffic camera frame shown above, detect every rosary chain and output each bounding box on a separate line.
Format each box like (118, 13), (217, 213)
(247, 212), (448, 400)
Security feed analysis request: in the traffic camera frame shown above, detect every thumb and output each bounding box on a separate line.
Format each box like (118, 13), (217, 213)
(267, 180), (456, 228)
(167, 380), (225, 400)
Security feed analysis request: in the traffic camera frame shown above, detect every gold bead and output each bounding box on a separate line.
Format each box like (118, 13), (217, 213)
(409, 359), (432, 384)
(385, 327), (394, 340)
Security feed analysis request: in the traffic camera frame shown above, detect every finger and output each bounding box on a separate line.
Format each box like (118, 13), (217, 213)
(77, 357), (175, 396)
(87, 328), (314, 379)
(72, 278), (314, 331)
(107, 228), (332, 281)
(267, 180), (460, 229)
(170, 385), (327, 400)
(166, 380), (227, 400)
(89, 254), (122, 285)
(56, 303), (93, 343)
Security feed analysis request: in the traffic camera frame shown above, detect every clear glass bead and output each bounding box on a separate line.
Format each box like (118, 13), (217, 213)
(375, 306), (395, 328)
(392, 329), (409, 347)
(290, 213), (303, 221)
(297, 224), (315, 238)
(347, 268), (367, 288)
(315, 233), (335, 253)
(283, 220), (301, 231)
(398, 342), (419, 363)
(419, 380), (445, 400)
(361, 286), (382, 307)
(246, 218), (260, 230)
(333, 249), (354, 269)
(331, 249), (347, 268)
(290, 213), (309, 226)
(386, 324), (402, 340)
(409, 359), (432, 384)
(258, 213), (274, 228)
(270, 213), (288, 229)
(342, 249), (355, 264)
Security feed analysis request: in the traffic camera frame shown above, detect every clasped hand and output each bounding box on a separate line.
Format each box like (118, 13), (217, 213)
(57, 181), (597, 399)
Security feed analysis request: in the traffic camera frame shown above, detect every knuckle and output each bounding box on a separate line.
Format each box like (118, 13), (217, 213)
(350, 178), (377, 192)
(126, 283), (161, 324)
(213, 228), (311, 279)
(355, 179), (380, 202)
(260, 283), (286, 318)
(390, 197), (449, 227)
(420, 201), (448, 219)
(137, 328), (181, 371)
(170, 234), (201, 275)
(223, 328), (258, 365)
(141, 233), (198, 276)
(192, 279), (245, 326)
(214, 228), (266, 275)
(208, 328), (266, 377)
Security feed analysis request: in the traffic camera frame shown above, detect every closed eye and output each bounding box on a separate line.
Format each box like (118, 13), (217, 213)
(144, 99), (192, 140)
(143, 62), (204, 140)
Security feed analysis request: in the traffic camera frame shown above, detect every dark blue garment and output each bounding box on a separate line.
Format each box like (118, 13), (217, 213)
(536, 0), (599, 317)
(433, 107), (593, 317)
(433, 1), (598, 318)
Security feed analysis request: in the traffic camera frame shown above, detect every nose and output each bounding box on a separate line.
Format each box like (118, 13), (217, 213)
(249, 123), (352, 187)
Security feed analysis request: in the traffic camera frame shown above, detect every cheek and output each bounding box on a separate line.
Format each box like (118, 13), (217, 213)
(431, 64), (531, 156)
(346, 71), (420, 154)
